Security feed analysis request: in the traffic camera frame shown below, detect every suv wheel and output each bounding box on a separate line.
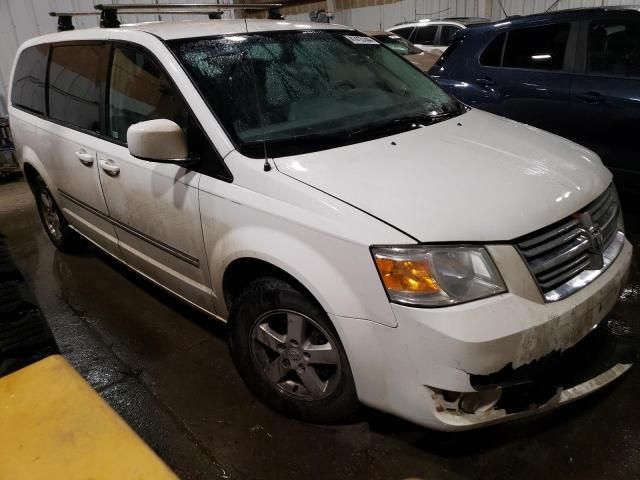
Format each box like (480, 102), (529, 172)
(229, 277), (359, 423)
(33, 176), (84, 253)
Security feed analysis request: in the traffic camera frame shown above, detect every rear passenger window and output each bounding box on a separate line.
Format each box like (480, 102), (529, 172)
(480, 32), (506, 67)
(414, 26), (438, 45)
(108, 45), (187, 143)
(11, 44), (49, 114)
(502, 23), (570, 70)
(440, 26), (461, 46)
(587, 19), (640, 77)
(48, 43), (109, 132)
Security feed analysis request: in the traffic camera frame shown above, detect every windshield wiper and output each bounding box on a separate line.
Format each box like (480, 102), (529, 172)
(243, 131), (352, 148)
(241, 131), (354, 156)
(240, 107), (466, 156)
(348, 110), (461, 140)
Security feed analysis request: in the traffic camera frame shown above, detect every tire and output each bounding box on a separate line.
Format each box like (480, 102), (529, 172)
(229, 277), (359, 424)
(32, 175), (84, 253)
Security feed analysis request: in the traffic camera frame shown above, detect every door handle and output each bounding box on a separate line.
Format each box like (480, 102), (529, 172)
(74, 149), (94, 166)
(476, 77), (496, 87)
(576, 91), (604, 104)
(99, 158), (120, 177)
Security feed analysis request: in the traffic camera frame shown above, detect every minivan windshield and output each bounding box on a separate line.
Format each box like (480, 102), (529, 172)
(170, 30), (463, 157)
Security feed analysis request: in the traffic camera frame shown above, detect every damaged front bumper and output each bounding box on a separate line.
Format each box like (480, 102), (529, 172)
(429, 319), (635, 428)
(332, 236), (633, 431)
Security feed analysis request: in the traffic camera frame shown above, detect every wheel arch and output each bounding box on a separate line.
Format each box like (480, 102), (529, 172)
(222, 257), (325, 316)
(205, 220), (398, 328)
(18, 145), (55, 201)
(22, 162), (40, 191)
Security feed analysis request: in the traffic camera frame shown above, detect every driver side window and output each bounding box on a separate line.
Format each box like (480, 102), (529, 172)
(108, 45), (188, 143)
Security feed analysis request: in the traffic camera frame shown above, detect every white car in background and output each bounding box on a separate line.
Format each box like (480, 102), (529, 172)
(9, 17), (632, 431)
(387, 17), (489, 55)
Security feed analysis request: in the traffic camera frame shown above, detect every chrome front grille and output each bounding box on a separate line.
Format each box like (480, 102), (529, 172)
(516, 184), (621, 300)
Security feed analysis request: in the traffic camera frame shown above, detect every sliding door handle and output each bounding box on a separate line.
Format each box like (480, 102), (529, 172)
(74, 149), (94, 166)
(476, 77), (496, 87)
(576, 91), (604, 104)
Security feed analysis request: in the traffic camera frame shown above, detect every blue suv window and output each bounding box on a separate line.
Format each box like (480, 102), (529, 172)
(480, 23), (570, 70)
(588, 19), (640, 78)
(503, 23), (570, 70)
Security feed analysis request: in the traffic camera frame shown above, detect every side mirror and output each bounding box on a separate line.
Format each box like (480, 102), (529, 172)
(127, 119), (189, 163)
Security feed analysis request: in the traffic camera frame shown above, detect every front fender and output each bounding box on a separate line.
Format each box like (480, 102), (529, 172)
(198, 162), (410, 327)
(213, 224), (396, 325)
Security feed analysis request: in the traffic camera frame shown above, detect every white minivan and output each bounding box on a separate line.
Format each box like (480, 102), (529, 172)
(9, 18), (633, 431)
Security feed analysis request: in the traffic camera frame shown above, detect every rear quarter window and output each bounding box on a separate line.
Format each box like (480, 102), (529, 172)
(480, 32), (506, 67)
(11, 44), (49, 114)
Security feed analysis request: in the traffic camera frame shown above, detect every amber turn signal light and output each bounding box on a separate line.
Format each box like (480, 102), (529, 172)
(374, 257), (440, 294)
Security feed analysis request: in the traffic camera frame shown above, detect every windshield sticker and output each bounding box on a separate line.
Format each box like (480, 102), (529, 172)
(389, 35), (401, 39)
(343, 35), (380, 45)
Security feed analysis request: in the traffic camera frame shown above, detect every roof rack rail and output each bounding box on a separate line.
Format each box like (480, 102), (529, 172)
(50, 3), (283, 31)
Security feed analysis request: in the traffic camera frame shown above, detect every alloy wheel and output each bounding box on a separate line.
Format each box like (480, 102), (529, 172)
(250, 309), (341, 401)
(38, 190), (62, 241)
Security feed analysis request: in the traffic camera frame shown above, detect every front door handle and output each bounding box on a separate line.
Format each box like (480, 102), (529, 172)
(99, 158), (120, 177)
(576, 91), (604, 104)
(74, 149), (94, 166)
(476, 77), (496, 87)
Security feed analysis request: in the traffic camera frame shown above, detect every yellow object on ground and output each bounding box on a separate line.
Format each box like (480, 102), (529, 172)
(0, 355), (178, 480)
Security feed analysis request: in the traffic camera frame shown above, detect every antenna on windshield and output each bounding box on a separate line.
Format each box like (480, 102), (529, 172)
(242, 17), (272, 172)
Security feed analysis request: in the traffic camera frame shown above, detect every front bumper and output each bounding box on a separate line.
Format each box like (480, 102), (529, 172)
(331, 237), (634, 431)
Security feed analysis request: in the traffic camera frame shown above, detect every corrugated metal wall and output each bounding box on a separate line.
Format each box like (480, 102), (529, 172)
(287, 0), (640, 32)
(0, 0), (234, 116)
(331, 0), (485, 31)
(2, 0), (640, 114)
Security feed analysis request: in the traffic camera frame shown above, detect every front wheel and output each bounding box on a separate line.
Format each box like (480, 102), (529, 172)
(229, 277), (359, 423)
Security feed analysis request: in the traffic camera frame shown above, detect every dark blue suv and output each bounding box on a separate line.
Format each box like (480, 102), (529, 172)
(429, 7), (640, 193)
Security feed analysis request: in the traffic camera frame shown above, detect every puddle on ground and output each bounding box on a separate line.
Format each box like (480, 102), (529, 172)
(620, 283), (640, 304)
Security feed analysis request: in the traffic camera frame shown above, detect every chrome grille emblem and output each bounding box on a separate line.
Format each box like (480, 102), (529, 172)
(577, 212), (604, 270)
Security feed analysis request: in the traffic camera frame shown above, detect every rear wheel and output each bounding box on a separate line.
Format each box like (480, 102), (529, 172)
(229, 277), (359, 423)
(32, 176), (84, 253)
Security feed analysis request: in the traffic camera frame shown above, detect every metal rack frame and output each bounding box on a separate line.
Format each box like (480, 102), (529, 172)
(50, 3), (283, 31)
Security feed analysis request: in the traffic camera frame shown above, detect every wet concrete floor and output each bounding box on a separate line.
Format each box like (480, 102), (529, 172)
(1, 176), (640, 480)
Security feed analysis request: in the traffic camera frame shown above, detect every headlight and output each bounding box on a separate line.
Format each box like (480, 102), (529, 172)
(372, 246), (506, 307)
(613, 187), (625, 233)
(618, 212), (625, 233)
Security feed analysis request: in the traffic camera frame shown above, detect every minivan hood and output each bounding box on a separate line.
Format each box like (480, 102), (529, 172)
(273, 109), (612, 242)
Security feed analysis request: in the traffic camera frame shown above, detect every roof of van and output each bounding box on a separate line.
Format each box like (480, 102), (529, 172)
(31, 19), (352, 43)
(132, 18), (351, 39)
